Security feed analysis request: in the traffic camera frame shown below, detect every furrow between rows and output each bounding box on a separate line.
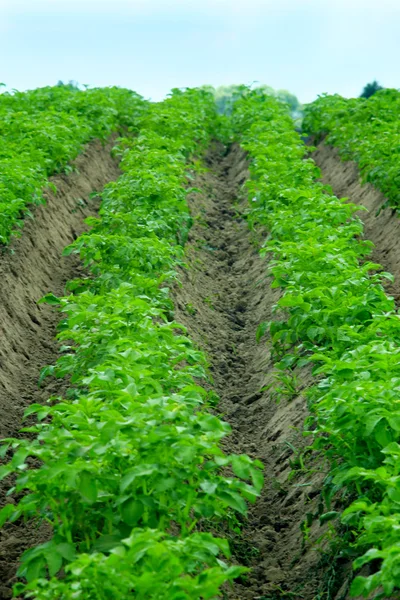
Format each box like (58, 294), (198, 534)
(174, 143), (341, 599)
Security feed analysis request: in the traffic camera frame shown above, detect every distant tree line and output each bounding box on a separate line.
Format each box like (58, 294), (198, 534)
(55, 78), (387, 109)
(360, 80), (384, 99)
(56, 80), (83, 90)
(206, 84), (302, 120)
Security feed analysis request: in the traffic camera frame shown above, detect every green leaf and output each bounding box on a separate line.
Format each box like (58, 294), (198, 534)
(306, 326), (325, 340)
(0, 504), (16, 527)
(388, 415), (400, 432)
(319, 511), (340, 524)
(353, 548), (384, 570)
(120, 465), (157, 492)
(365, 415), (383, 436)
(256, 321), (269, 343)
(278, 295), (304, 308)
(25, 557), (47, 582)
(0, 444), (10, 459)
(38, 293), (61, 306)
(62, 244), (75, 257)
(231, 455), (250, 480)
(38, 365), (55, 386)
(200, 481), (218, 494)
(78, 471), (98, 504)
(0, 465), (12, 482)
(374, 421), (392, 448)
(11, 447), (29, 469)
(92, 535), (122, 553)
(250, 466), (264, 492)
(56, 543), (76, 562)
(225, 565), (249, 579)
(380, 271), (394, 282)
(350, 576), (367, 597)
(100, 421), (118, 443)
(46, 550), (63, 577)
(124, 382), (138, 397)
(121, 498), (144, 526)
(23, 404), (50, 419)
(387, 486), (400, 504)
(218, 491), (247, 515)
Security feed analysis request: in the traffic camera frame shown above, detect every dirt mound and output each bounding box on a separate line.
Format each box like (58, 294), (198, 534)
(313, 143), (400, 301)
(0, 138), (120, 599)
(173, 144), (346, 599)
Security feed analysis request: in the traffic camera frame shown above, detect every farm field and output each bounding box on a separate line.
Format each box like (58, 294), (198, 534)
(0, 84), (400, 600)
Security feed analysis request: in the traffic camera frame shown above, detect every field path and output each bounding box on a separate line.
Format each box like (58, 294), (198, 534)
(173, 143), (338, 599)
(0, 139), (120, 599)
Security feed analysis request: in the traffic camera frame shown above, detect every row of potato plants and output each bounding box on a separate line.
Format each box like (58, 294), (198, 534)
(0, 88), (263, 599)
(303, 89), (400, 210)
(0, 85), (147, 244)
(230, 89), (400, 597)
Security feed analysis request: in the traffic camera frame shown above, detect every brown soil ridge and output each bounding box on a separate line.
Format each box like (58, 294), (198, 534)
(313, 142), (400, 301)
(173, 144), (346, 600)
(313, 141), (400, 600)
(0, 138), (120, 599)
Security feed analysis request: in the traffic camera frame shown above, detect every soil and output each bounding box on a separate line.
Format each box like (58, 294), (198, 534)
(0, 138), (120, 599)
(0, 139), (367, 600)
(312, 142), (400, 302)
(173, 143), (349, 600)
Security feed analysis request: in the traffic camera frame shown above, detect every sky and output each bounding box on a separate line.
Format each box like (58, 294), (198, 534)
(0, 0), (399, 104)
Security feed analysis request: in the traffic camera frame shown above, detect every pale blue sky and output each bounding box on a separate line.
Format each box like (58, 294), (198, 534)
(1, 0), (399, 103)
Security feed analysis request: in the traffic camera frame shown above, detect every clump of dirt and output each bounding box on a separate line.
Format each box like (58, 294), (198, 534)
(0, 138), (120, 599)
(313, 142), (400, 302)
(173, 143), (348, 599)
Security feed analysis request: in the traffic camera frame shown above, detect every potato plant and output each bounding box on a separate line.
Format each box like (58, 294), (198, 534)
(231, 88), (400, 597)
(303, 89), (400, 209)
(0, 85), (147, 244)
(0, 88), (263, 599)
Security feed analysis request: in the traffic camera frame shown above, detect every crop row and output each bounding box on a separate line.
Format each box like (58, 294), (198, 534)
(231, 89), (400, 597)
(0, 85), (147, 244)
(0, 89), (263, 599)
(303, 89), (400, 209)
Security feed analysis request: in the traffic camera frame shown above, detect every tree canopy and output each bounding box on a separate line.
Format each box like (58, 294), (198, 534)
(211, 84), (301, 118)
(360, 80), (383, 99)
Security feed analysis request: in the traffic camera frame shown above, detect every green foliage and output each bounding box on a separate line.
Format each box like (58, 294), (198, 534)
(0, 85), (147, 244)
(15, 531), (246, 599)
(303, 89), (400, 208)
(231, 87), (400, 597)
(0, 87), (262, 599)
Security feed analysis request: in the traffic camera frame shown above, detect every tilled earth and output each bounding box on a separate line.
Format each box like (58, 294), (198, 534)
(173, 143), (348, 600)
